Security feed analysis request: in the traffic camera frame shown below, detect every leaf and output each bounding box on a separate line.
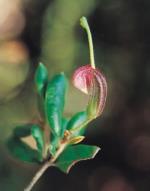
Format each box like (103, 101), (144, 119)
(55, 144), (100, 173)
(31, 125), (44, 156)
(13, 124), (32, 138)
(68, 136), (85, 145)
(72, 65), (107, 118)
(45, 73), (67, 137)
(49, 134), (60, 156)
(49, 117), (68, 157)
(35, 63), (48, 96)
(62, 118), (68, 133)
(8, 124), (44, 162)
(66, 111), (87, 136)
(6, 136), (40, 163)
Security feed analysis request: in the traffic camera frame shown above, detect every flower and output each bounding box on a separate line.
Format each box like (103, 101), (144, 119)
(73, 64), (107, 118)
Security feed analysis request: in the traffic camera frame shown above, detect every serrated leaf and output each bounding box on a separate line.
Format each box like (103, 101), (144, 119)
(45, 73), (67, 137)
(31, 125), (44, 156)
(67, 111), (87, 136)
(13, 124), (33, 138)
(55, 144), (100, 173)
(35, 63), (48, 96)
(6, 136), (40, 163)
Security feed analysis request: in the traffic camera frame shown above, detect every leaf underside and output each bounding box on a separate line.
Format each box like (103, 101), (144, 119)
(7, 136), (40, 163)
(55, 144), (100, 173)
(6, 124), (44, 163)
(13, 124), (33, 138)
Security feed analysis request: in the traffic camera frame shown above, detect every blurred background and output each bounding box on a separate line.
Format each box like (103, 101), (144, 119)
(0, 0), (150, 190)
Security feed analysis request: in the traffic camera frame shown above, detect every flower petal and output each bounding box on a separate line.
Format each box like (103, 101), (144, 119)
(72, 65), (107, 117)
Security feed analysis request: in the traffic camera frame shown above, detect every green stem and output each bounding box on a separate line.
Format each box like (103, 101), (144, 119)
(80, 16), (95, 69)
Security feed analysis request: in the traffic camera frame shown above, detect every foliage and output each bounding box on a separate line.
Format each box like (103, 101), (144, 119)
(6, 17), (107, 191)
(7, 62), (106, 173)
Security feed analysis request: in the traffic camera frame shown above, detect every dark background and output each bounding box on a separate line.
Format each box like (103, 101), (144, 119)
(0, 0), (150, 190)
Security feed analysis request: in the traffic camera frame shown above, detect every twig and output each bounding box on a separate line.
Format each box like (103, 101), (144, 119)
(24, 161), (52, 191)
(24, 143), (67, 191)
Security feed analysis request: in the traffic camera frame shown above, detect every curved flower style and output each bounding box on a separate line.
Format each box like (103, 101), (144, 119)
(73, 64), (107, 118)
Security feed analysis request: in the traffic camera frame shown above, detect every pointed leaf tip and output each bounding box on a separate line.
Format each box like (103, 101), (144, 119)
(35, 63), (48, 96)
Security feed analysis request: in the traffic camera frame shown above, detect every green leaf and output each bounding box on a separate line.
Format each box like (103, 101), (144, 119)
(45, 73), (67, 137)
(49, 134), (60, 156)
(31, 125), (44, 156)
(35, 63), (48, 96)
(13, 124), (33, 138)
(67, 111), (88, 136)
(68, 136), (85, 145)
(49, 118), (68, 157)
(55, 144), (100, 173)
(6, 136), (40, 163)
(62, 118), (68, 134)
(49, 118), (68, 156)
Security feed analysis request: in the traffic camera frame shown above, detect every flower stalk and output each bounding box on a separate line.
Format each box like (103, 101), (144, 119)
(80, 16), (95, 69)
